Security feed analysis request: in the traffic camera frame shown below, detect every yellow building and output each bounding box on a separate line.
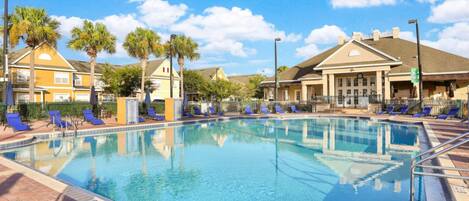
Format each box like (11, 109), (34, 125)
(2, 43), (180, 103)
(262, 27), (469, 106)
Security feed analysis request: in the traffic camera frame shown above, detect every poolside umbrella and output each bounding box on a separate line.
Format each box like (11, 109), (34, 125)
(5, 81), (14, 106)
(144, 89), (151, 106)
(89, 86), (97, 106)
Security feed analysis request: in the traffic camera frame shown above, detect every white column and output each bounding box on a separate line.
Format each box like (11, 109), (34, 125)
(301, 83), (308, 102)
(329, 74), (335, 97)
(376, 71), (383, 97)
(384, 71), (391, 100)
(415, 84), (421, 99)
(385, 125), (391, 149)
(322, 74), (328, 96)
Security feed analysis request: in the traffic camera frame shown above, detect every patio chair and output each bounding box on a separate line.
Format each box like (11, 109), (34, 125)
(413, 106), (432, 118)
(83, 109), (105, 125)
(377, 105), (394, 115)
(48, 110), (72, 128)
(245, 105), (253, 115)
(194, 106), (203, 115)
(260, 105), (270, 114)
(390, 105), (409, 115)
(209, 106), (217, 115)
(437, 107), (460, 120)
(147, 108), (165, 121)
(183, 111), (194, 118)
(275, 105), (285, 114)
(290, 105), (300, 113)
(5, 113), (31, 132)
(138, 117), (145, 122)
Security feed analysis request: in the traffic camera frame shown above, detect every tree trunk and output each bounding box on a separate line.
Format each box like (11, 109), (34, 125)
(140, 59), (148, 101)
(90, 56), (96, 89)
(178, 57), (184, 99)
(29, 48), (35, 102)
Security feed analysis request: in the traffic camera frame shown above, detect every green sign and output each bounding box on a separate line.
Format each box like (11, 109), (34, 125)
(410, 68), (420, 86)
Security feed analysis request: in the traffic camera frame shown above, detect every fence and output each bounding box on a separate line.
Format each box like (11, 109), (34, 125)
(384, 98), (468, 118)
(0, 101), (165, 123)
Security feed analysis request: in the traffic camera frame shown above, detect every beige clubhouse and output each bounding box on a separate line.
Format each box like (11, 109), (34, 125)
(261, 27), (469, 107)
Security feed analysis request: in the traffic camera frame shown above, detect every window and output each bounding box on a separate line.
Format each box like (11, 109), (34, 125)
(74, 75), (83, 86)
(347, 90), (351, 95)
(353, 78), (359, 86)
(346, 78), (351, 87)
(348, 49), (360, 57)
(54, 93), (70, 102)
(295, 90), (301, 101)
(362, 78), (368, 86)
(370, 77), (376, 86)
(338, 78), (343, 87)
(38, 53), (52, 60)
(363, 89), (368, 96)
(16, 69), (30, 83)
(75, 94), (89, 102)
(54, 72), (69, 84)
(17, 94), (30, 103)
(152, 80), (161, 90)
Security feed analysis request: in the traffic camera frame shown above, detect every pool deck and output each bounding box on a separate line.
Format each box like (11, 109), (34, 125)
(0, 112), (467, 201)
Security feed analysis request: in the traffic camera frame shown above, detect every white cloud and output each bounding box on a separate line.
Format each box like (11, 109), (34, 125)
(399, 31), (416, 42)
(136, 0), (188, 27)
(330, 0), (397, 8)
(422, 22), (469, 57)
(417, 0), (438, 3)
(428, 0), (469, 23)
(96, 14), (145, 41)
(171, 6), (300, 57)
(296, 25), (347, 58)
(51, 16), (85, 38)
(304, 25), (347, 44)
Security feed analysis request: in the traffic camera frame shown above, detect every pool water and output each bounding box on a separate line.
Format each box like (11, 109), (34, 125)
(3, 117), (426, 201)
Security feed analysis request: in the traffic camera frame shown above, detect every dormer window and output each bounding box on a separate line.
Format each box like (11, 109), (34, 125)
(38, 53), (52, 60)
(348, 49), (360, 57)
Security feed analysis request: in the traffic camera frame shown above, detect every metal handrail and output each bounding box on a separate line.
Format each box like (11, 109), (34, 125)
(410, 132), (469, 201)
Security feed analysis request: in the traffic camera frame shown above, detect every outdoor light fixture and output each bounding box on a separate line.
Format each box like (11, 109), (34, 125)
(274, 37), (281, 102)
(408, 18), (423, 110)
(169, 34), (176, 98)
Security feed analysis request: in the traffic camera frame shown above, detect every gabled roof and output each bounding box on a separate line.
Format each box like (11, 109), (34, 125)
(127, 59), (166, 76)
(192, 67), (224, 80)
(8, 47), (30, 62)
(67, 59), (121, 74)
(228, 74), (258, 85)
(270, 37), (469, 82)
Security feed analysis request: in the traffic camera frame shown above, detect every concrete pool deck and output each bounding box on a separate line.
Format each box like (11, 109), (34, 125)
(0, 112), (467, 201)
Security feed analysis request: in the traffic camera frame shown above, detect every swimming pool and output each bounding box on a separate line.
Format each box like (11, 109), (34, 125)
(3, 117), (426, 201)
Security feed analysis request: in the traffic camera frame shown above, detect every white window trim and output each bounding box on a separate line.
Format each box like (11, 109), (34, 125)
(75, 94), (89, 101)
(53, 93), (70, 102)
(16, 93), (36, 103)
(294, 90), (301, 101)
(54, 72), (70, 84)
(16, 69), (30, 83)
(74, 74), (83, 86)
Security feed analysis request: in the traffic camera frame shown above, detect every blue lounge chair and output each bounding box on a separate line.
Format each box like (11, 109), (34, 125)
(48, 110), (72, 128)
(147, 108), (165, 121)
(437, 107), (460, 120)
(377, 105), (394, 115)
(290, 105), (299, 113)
(209, 106), (216, 115)
(194, 106), (203, 115)
(183, 111), (194, 118)
(275, 105), (285, 114)
(260, 105), (270, 114)
(390, 105), (409, 115)
(413, 106), (432, 118)
(83, 109), (105, 125)
(138, 117), (145, 122)
(245, 105), (253, 115)
(5, 113), (31, 132)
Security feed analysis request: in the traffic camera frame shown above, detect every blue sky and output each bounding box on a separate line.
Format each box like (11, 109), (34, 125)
(4, 0), (469, 76)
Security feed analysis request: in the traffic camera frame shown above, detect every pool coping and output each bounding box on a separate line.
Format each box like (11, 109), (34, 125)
(0, 113), (464, 201)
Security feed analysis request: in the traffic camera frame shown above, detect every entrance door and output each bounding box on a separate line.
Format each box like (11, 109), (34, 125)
(336, 75), (375, 108)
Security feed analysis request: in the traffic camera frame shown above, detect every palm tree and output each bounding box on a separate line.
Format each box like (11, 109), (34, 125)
(123, 28), (163, 100)
(165, 35), (199, 99)
(68, 20), (116, 89)
(10, 7), (61, 102)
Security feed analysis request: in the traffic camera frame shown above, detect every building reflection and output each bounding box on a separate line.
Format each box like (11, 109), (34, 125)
(2, 118), (420, 195)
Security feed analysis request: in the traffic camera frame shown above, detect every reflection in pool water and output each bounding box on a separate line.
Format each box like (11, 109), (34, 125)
(3, 118), (425, 201)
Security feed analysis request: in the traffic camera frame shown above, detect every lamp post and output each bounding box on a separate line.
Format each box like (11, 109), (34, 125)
(409, 19), (423, 109)
(274, 38), (281, 102)
(169, 34), (176, 98)
(2, 0), (8, 102)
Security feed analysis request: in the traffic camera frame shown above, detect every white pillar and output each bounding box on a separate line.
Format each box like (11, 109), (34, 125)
(301, 83), (308, 102)
(385, 125), (391, 149)
(329, 74), (335, 97)
(322, 126), (329, 151)
(384, 71), (391, 100)
(376, 71), (383, 97)
(322, 74), (328, 96)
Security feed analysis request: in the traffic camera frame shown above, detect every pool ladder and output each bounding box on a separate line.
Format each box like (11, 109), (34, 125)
(410, 132), (469, 201)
